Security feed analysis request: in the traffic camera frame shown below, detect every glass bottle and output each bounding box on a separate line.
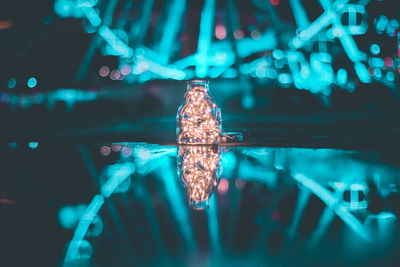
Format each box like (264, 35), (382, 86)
(176, 80), (222, 144)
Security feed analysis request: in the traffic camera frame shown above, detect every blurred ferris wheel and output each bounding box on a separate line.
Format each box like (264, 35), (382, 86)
(54, 0), (399, 99)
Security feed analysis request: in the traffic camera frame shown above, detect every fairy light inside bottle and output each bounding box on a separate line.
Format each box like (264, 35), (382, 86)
(176, 80), (222, 144)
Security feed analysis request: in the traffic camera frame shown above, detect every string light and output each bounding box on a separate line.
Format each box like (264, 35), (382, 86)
(177, 80), (222, 144)
(178, 145), (221, 209)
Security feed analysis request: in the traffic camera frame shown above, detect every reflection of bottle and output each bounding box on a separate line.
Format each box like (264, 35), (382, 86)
(177, 145), (221, 209)
(177, 80), (222, 144)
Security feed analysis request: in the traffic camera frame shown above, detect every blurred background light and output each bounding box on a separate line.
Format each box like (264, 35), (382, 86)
(28, 141), (38, 149)
(27, 77), (37, 88)
(7, 78), (16, 89)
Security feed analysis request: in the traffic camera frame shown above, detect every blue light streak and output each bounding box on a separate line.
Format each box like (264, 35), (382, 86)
(293, 173), (371, 242)
(322, 0), (370, 83)
(47, 89), (97, 110)
(64, 194), (105, 262)
(101, 163), (135, 198)
(237, 31), (277, 57)
(287, 189), (312, 238)
(196, 0), (215, 78)
(76, 0), (98, 8)
(136, 56), (186, 80)
(291, 11), (335, 49)
(308, 207), (335, 249)
(159, 157), (196, 249)
(337, 68), (348, 85)
(65, 161), (136, 264)
(337, 29), (362, 62)
(354, 62), (371, 83)
(158, 0), (186, 64)
(51, 0), (379, 92)
(81, 6), (101, 27)
(98, 26), (133, 58)
(289, 0), (310, 29)
(206, 195), (222, 255)
(342, 4), (367, 35)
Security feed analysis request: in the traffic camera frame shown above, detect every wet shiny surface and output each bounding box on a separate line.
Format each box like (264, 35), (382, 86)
(3, 142), (400, 266)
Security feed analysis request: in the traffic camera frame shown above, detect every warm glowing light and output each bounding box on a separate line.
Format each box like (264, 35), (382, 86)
(235, 178), (246, 189)
(121, 146), (132, 157)
(234, 29), (244, 39)
(99, 66), (110, 77)
(385, 57), (393, 67)
(177, 80), (222, 144)
(0, 20), (14, 30)
(217, 178), (229, 194)
(111, 143), (121, 152)
(110, 69), (120, 80)
(120, 65), (131, 75)
(100, 145), (111, 156)
(178, 145), (221, 209)
(270, 0), (280, 6)
(215, 25), (227, 40)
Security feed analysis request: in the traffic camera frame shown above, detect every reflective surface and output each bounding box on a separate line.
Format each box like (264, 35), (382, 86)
(3, 142), (398, 266)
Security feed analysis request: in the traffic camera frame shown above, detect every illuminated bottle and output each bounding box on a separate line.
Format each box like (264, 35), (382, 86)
(177, 145), (221, 209)
(176, 80), (222, 144)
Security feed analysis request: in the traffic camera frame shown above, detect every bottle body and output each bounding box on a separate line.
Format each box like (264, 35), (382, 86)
(176, 80), (222, 144)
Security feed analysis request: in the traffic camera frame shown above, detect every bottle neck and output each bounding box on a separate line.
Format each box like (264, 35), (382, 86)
(187, 80), (209, 92)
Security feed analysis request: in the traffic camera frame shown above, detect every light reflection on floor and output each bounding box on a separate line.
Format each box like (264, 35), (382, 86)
(62, 143), (400, 266)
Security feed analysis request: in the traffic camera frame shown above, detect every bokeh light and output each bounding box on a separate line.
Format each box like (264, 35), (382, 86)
(8, 78), (16, 89)
(100, 145), (111, 156)
(27, 77), (37, 88)
(8, 142), (17, 149)
(58, 205), (78, 229)
(235, 178), (246, 189)
(99, 66), (110, 77)
(233, 29), (244, 39)
(370, 43), (380, 55)
(28, 142), (39, 149)
(218, 178), (229, 194)
(270, 0), (280, 6)
(215, 25), (226, 40)
(251, 30), (261, 40)
(111, 143), (121, 152)
(120, 65), (131, 75)
(109, 69), (120, 80)
(121, 146), (132, 157)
